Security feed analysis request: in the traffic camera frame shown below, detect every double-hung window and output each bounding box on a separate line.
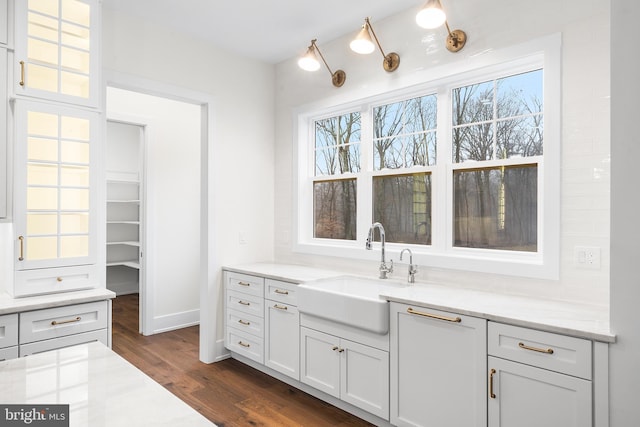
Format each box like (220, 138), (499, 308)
(296, 41), (560, 279)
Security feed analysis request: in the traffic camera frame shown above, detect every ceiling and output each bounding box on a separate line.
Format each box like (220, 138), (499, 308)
(101, 0), (425, 64)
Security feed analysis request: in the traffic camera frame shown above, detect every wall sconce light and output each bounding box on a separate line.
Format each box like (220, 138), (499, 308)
(415, 0), (467, 53)
(350, 17), (400, 72)
(298, 39), (346, 87)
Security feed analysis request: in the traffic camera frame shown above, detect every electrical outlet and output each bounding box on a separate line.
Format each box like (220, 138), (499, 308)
(574, 246), (601, 269)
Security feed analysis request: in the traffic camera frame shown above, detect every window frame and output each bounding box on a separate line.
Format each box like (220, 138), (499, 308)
(294, 35), (561, 280)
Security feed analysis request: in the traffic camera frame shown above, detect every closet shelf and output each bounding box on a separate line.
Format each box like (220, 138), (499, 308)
(107, 199), (140, 204)
(107, 261), (140, 269)
(107, 220), (140, 225)
(106, 241), (140, 247)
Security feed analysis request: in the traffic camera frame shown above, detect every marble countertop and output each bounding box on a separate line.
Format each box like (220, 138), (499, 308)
(0, 342), (215, 427)
(0, 288), (116, 315)
(224, 263), (614, 343)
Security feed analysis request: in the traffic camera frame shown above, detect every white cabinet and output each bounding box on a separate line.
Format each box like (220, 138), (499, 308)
(390, 302), (487, 427)
(0, 46), (6, 218)
(9, 100), (99, 296)
(0, 0), (7, 45)
(265, 279), (299, 380)
(224, 272), (265, 364)
(300, 326), (389, 419)
(13, 0), (100, 107)
(0, 313), (18, 361)
(487, 322), (593, 427)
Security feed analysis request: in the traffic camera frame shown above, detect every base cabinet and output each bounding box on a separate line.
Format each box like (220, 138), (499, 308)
(265, 280), (299, 380)
(300, 326), (389, 419)
(390, 302), (487, 427)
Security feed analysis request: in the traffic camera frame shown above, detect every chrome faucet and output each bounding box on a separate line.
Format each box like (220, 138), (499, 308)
(400, 248), (418, 284)
(366, 222), (393, 279)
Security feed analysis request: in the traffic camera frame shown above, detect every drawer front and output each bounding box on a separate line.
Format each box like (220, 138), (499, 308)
(226, 290), (264, 318)
(0, 346), (18, 361)
(19, 329), (108, 357)
(265, 279), (298, 305)
(226, 272), (264, 297)
(226, 328), (263, 364)
(20, 301), (108, 344)
(488, 322), (592, 379)
(227, 308), (264, 338)
(13, 264), (100, 297)
(0, 313), (18, 349)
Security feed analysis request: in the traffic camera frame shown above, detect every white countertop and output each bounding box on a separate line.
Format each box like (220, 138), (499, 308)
(0, 288), (115, 315)
(0, 342), (215, 427)
(224, 263), (614, 343)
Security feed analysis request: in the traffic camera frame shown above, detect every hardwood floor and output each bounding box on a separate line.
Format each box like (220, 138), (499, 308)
(111, 294), (374, 426)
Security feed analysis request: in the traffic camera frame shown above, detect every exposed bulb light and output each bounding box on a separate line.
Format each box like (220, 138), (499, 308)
(298, 39), (346, 87)
(298, 45), (321, 71)
(416, 0), (447, 29)
(350, 25), (375, 54)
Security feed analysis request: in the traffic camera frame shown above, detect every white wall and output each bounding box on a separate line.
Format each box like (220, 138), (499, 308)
(274, 0), (610, 306)
(102, 8), (276, 358)
(610, 0), (640, 424)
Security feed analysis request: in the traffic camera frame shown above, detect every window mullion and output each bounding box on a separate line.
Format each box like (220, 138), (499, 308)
(435, 86), (451, 252)
(358, 104), (373, 243)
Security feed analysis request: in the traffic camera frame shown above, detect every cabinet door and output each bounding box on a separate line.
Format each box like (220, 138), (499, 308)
(0, 0), (6, 45)
(300, 327), (340, 398)
(488, 356), (592, 427)
(390, 303), (487, 427)
(13, 100), (98, 271)
(14, 0), (100, 107)
(0, 47), (6, 218)
(341, 338), (389, 420)
(265, 300), (299, 380)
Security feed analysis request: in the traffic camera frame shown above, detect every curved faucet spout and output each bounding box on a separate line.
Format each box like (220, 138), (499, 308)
(366, 222), (393, 279)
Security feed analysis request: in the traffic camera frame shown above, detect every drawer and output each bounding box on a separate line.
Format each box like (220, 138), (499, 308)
(0, 313), (18, 349)
(226, 328), (263, 364)
(12, 264), (100, 297)
(227, 308), (264, 338)
(266, 279), (298, 305)
(488, 322), (592, 379)
(20, 301), (108, 344)
(226, 272), (264, 297)
(0, 346), (18, 361)
(226, 290), (264, 318)
(19, 329), (108, 357)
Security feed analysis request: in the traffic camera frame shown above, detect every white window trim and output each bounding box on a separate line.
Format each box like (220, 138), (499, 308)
(293, 34), (561, 280)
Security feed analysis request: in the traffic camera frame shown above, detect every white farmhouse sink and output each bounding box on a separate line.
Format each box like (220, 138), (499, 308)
(297, 276), (407, 334)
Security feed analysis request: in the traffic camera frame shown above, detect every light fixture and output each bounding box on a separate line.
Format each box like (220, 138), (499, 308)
(416, 0), (467, 53)
(298, 39), (346, 87)
(350, 17), (400, 72)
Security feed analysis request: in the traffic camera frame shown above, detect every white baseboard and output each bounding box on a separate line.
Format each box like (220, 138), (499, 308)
(215, 339), (230, 362)
(152, 309), (199, 334)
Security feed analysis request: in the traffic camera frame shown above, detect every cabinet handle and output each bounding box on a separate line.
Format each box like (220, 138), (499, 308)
(237, 281), (251, 287)
(238, 319), (250, 326)
(518, 342), (554, 354)
(238, 301), (250, 306)
(273, 304), (288, 310)
(19, 61), (25, 87)
(51, 316), (81, 326)
(274, 289), (289, 295)
(489, 369), (496, 398)
(18, 236), (24, 261)
(332, 346), (339, 351)
(238, 341), (250, 348)
(407, 307), (461, 323)
(56, 277), (63, 282)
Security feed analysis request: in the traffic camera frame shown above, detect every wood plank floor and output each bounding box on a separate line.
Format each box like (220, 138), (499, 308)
(111, 294), (374, 426)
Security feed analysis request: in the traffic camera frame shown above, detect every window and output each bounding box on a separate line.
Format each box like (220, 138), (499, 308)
(295, 39), (560, 279)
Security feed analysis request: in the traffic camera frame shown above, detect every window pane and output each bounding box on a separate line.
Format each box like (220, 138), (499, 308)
(27, 64), (59, 93)
(453, 166), (537, 251)
(28, 38), (59, 66)
(28, 163), (58, 186)
(496, 70), (543, 118)
(60, 188), (89, 210)
(453, 124), (494, 162)
(28, 111), (58, 137)
(373, 173), (431, 245)
(61, 116), (90, 140)
(313, 179), (356, 240)
(373, 94), (437, 170)
(497, 116), (543, 158)
(28, 137), (59, 162)
(27, 213), (58, 235)
(29, 0), (59, 18)
(452, 80), (493, 126)
(60, 235), (88, 258)
(27, 236), (58, 260)
(60, 165), (89, 187)
(28, 12), (59, 42)
(314, 113), (360, 175)
(28, 187), (58, 210)
(61, 140), (89, 163)
(61, 213), (89, 234)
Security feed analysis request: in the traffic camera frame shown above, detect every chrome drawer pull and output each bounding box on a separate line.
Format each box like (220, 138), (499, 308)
(237, 281), (251, 287)
(238, 319), (250, 326)
(238, 341), (250, 348)
(274, 304), (288, 310)
(51, 316), (81, 326)
(274, 289), (289, 295)
(238, 301), (250, 306)
(518, 342), (554, 354)
(407, 307), (461, 323)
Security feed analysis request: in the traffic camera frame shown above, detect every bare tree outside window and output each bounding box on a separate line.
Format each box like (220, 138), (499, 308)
(452, 70), (542, 251)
